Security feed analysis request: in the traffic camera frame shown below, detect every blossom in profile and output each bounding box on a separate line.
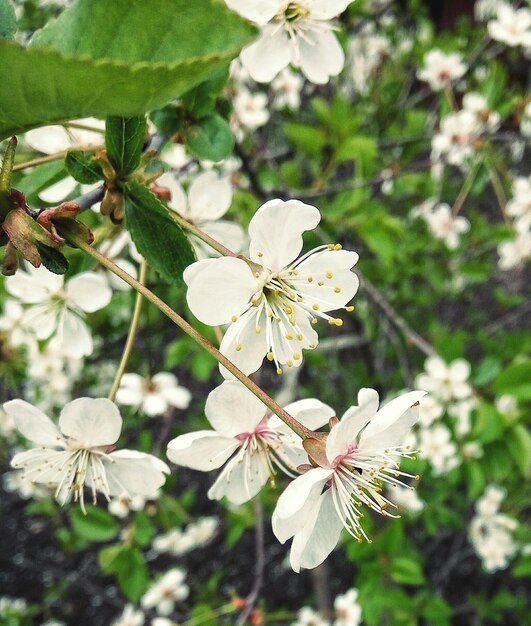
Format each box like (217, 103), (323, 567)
(159, 170), (245, 257)
(5, 265), (112, 359)
(167, 380), (334, 505)
(5, 397), (170, 511)
(417, 49), (467, 91)
(272, 388), (425, 572)
(184, 199), (359, 376)
(116, 372), (192, 417)
(225, 0), (353, 84)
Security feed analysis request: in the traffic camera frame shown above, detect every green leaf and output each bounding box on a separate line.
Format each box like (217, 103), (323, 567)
(14, 160), (67, 198)
(65, 150), (104, 184)
(105, 116), (147, 177)
(38, 246), (69, 275)
(133, 511), (154, 548)
(99, 544), (149, 602)
(181, 66), (230, 117)
(70, 505), (120, 542)
(284, 122), (327, 156)
(506, 424), (531, 477)
(493, 360), (531, 400)
(125, 181), (195, 283)
(185, 113), (234, 161)
(390, 557), (425, 585)
(0, 0), (255, 139)
(0, 0), (16, 40)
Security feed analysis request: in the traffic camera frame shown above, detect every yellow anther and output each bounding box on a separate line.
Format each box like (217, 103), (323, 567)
(311, 318), (318, 325)
(287, 360), (293, 367)
(276, 367), (283, 375)
(346, 306), (354, 312)
(297, 333), (303, 340)
(318, 281), (324, 286)
(326, 271), (333, 279)
(334, 287), (341, 293)
(285, 333), (294, 340)
(334, 243), (342, 250)
(258, 252), (263, 257)
(307, 276), (313, 283)
(285, 306), (293, 315)
(255, 272), (260, 278)
(266, 352), (274, 361)
(255, 325), (261, 333)
(292, 269), (299, 276)
(293, 352), (300, 360)
(312, 304), (320, 311)
(236, 344), (242, 352)
(231, 315), (238, 322)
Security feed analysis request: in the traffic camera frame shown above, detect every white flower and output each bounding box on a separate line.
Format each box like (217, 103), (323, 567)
(488, 4), (531, 48)
(116, 372), (192, 417)
(3, 470), (49, 500)
(431, 110), (482, 167)
(227, 0), (352, 83)
(272, 68), (304, 109)
(386, 483), (425, 513)
(448, 397), (478, 437)
(158, 170), (245, 257)
(497, 230), (531, 270)
(422, 202), (470, 249)
(417, 49), (467, 91)
(153, 517), (218, 556)
(418, 424), (460, 475)
(141, 569), (189, 616)
(184, 199), (359, 376)
(415, 356), (472, 402)
(495, 394), (517, 414)
(0, 300), (35, 348)
(333, 588), (362, 626)
(111, 605), (145, 626)
(5, 397), (170, 511)
(462, 92), (500, 131)
(292, 607), (330, 626)
(5, 265), (112, 359)
(273, 388), (425, 572)
(232, 87), (271, 133)
(108, 493), (147, 518)
(506, 177), (531, 227)
(347, 24), (391, 94)
(417, 395), (444, 428)
(475, 0), (505, 21)
(99, 231), (140, 291)
(167, 380), (334, 504)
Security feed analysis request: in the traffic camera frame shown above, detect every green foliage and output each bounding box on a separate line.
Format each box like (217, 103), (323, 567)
(0, 0), (16, 39)
(99, 544), (149, 602)
(105, 116), (147, 177)
(0, 0), (255, 138)
(124, 181), (195, 284)
(65, 150), (104, 184)
(69, 505), (120, 542)
(185, 113), (234, 161)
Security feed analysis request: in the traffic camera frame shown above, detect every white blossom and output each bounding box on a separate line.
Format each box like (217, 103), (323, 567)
(111, 605), (145, 626)
(497, 229), (531, 269)
(415, 356), (472, 403)
(272, 68), (304, 110)
(5, 397), (170, 511)
(333, 588), (362, 626)
(418, 424), (460, 475)
(291, 607), (329, 626)
(346, 24), (391, 94)
(108, 493), (148, 518)
(116, 372), (191, 417)
(417, 49), (467, 91)
(141, 569), (189, 616)
(386, 483), (425, 513)
(421, 202), (470, 249)
(226, 0), (353, 84)
(184, 199), (359, 376)
(167, 380), (334, 504)
(487, 4), (531, 48)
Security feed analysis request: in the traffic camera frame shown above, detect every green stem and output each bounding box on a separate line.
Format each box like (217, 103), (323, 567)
(182, 602), (237, 625)
(66, 234), (312, 440)
(108, 259), (148, 402)
(166, 209), (237, 258)
(451, 162), (479, 217)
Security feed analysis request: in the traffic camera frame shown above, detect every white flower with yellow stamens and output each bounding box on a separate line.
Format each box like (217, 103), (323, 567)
(184, 199), (359, 376)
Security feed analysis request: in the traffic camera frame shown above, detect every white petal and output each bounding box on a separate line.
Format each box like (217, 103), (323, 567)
(142, 394), (168, 417)
(275, 398), (335, 431)
(66, 272), (112, 313)
(219, 308), (268, 377)
(39, 176), (77, 203)
(201, 220), (246, 255)
(290, 489), (343, 572)
(298, 30), (345, 84)
(240, 27), (293, 83)
(161, 387), (192, 410)
(12, 448), (72, 485)
(326, 388), (380, 462)
(188, 171), (233, 222)
(59, 397), (122, 447)
(310, 0), (352, 20)
(25, 126), (71, 154)
(104, 450), (170, 497)
(158, 172), (189, 217)
(359, 390), (426, 451)
(249, 199), (321, 271)
(116, 374), (144, 407)
(107, 258), (137, 291)
(272, 467), (332, 542)
(51, 310), (93, 358)
(6, 265), (63, 303)
(225, 0), (280, 24)
(4, 399), (63, 446)
(205, 380), (267, 437)
(23, 304), (58, 340)
(184, 257), (257, 325)
(167, 431), (240, 470)
(207, 449), (270, 504)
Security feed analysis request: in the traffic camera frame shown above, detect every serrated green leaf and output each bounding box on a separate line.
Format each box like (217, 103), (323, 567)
(70, 505), (120, 542)
(125, 181), (195, 283)
(106, 116), (147, 177)
(39, 246), (69, 274)
(0, 0), (255, 138)
(0, 0), (16, 39)
(390, 557), (425, 585)
(65, 150), (104, 184)
(185, 113), (234, 161)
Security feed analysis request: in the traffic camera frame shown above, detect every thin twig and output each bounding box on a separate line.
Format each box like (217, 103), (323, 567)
(235, 499), (266, 626)
(13, 144), (102, 172)
(234, 142), (268, 201)
(357, 270), (436, 357)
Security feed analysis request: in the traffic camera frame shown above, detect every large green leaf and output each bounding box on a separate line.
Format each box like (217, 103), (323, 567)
(125, 181), (195, 284)
(105, 116), (147, 177)
(0, 0), (255, 139)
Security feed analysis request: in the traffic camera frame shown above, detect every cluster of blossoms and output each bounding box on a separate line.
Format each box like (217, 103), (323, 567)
(292, 588), (362, 626)
(468, 485), (519, 572)
(411, 198), (470, 250)
(415, 356), (480, 475)
(345, 22), (391, 95)
(153, 517), (218, 556)
(497, 176), (531, 270)
(431, 92), (500, 171)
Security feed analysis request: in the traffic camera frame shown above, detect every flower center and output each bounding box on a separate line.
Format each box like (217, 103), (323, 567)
(283, 2), (310, 23)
